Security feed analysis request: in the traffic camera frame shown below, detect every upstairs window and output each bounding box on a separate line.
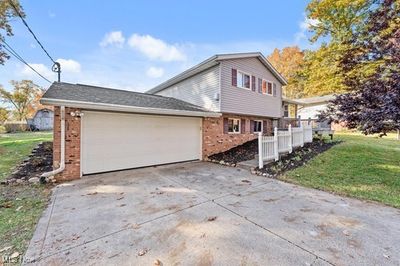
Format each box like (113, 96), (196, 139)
(262, 80), (267, 94)
(267, 82), (273, 95)
(237, 71), (251, 89)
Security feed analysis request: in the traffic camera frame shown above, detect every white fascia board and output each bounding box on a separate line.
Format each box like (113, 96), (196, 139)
(40, 98), (221, 118)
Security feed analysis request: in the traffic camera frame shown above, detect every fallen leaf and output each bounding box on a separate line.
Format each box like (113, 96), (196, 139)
(0, 246), (13, 252)
(0, 202), (12, 208)
(86, 192), (98, 196)
(138, 248), (148, 256)
(154, 259), (162, 265)
(132, 223), (141, 229)
(16, 206), (23, 211)
(119, 204), (126, 207)
(10, 252), (20, 259)
(241, 180), (251, 183)
(207, 216), (217, 222)
(116, 197), (124, 200)
(71, 235), (80, 241)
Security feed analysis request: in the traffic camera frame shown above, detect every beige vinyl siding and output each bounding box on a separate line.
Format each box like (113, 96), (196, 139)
(155, 65), (220, 112)
(220, 58), (283, 118)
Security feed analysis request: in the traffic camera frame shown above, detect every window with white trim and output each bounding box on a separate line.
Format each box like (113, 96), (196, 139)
(261, 80), (273, 95)
(237, 71), (251, 89)
(267, 81), (273, 95)
(283, 104), (289, 117)
(253, 120), (263, 133)
(228, 118), (241, 133)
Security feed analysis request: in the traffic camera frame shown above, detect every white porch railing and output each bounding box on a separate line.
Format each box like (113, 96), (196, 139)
(258, 124), (313, 168)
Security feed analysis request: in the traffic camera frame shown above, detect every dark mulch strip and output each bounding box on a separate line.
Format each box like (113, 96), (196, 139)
(255, 140), (340, 177)
(5, 141), (53, 184)
(208, 139), (258, 164)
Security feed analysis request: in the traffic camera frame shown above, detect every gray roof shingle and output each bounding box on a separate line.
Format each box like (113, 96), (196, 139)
(42, 82), (211, 113)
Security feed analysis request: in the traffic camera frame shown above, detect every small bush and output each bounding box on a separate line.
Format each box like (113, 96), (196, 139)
(4, 121), (28, 133)
(0, 125), (6, 134)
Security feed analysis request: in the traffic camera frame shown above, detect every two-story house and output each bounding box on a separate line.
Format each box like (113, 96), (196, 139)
(40, 52), (287, 181)
(147, 52), (287, 158)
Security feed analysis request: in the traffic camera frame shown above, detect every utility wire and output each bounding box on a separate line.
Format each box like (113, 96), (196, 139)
(1, 41), (52, 83)
(8, 0), (56, 64)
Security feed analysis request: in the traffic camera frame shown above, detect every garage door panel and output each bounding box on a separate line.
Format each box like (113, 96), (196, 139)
(82, 112), (201, 174)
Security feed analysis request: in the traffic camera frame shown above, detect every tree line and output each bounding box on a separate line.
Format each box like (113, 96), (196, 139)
(1, 0), (399, 135)
(267, 0), (399, 135)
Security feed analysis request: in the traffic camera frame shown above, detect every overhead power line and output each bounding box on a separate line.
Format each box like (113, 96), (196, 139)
(8, 0), (61, 82)
(8, 0), (55, 63)
(1, 41), (51, 83)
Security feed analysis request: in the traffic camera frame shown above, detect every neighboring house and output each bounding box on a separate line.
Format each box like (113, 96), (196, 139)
(296, 95), (335, 120)
(27, 108), (54, 131)
(40, 52), (287, 181)
(296, 95), (337, 129)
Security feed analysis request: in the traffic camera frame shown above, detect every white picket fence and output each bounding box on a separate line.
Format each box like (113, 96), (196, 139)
(258, 124), (313, 168)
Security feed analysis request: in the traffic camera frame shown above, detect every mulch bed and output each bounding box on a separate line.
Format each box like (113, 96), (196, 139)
(3, 142), (53, 184)
(255, 140), (340, 177)
(207, 138), (340, 177)
(208, 139), (258, 164)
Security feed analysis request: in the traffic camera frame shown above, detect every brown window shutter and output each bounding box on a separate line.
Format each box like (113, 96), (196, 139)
(241, 119), (246, 134)
(273, 83), (277, 96)
(251, 76), (256, 91)
(263, 120), (268, 134)
(258, 78), (262, 93)
(250, 120), (254, 133)
(262, 80), (267, 94)
(223, 118), (229, 134)
(231, 69), (237, 86)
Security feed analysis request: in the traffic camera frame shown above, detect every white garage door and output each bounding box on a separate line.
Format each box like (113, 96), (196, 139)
(81, 111), (201, 175)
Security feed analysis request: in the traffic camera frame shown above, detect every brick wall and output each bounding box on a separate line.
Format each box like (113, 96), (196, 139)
(53, 106), (81, 181)
(202, 114), (273, 158)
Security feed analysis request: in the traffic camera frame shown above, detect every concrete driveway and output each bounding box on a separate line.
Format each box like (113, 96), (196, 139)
(24, 162), (400, 266)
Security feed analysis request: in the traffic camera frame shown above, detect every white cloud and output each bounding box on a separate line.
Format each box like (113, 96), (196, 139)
(48, 11), (56, 18)
(128, 34), (186, 62)
(56, 59), (81, 73)
(300, 17), (320, 31)
(100, 31), (125, 48)
(21, 63), (54, 80)
(295, 15), (320, 43)
(146, 66), (164, 78)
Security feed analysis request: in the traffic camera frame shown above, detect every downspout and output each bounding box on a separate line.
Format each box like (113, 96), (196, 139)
(41, 106), (65, 181)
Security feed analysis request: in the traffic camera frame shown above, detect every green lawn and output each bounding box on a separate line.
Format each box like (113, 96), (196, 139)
(0, 131), (53, 263)
(281, 132), (400, 208)
(0, 132), (53, 181)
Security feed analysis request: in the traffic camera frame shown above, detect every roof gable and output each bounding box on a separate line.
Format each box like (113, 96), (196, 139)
(40, 82), (219, 117)
(147, 52), (287, 94)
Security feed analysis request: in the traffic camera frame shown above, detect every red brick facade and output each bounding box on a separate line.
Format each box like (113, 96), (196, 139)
(52, 108), (273, 180)
(53, 106), (81, 181)
(202, 114), (273, 158)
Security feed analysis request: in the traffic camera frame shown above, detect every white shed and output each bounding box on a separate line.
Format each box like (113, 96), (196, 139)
(28, 108), (54, 131)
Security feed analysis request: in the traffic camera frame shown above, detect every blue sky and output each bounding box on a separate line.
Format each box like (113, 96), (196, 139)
(1, 0), (314, 92)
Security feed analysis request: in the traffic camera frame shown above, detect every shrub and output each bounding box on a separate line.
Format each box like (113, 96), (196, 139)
(0, 125), (6, 134)
(4, 121), (28, 133)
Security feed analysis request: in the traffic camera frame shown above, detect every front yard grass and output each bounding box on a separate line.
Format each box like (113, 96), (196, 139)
(281, 132), (400, 208)
(0, 131), (53, 263)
